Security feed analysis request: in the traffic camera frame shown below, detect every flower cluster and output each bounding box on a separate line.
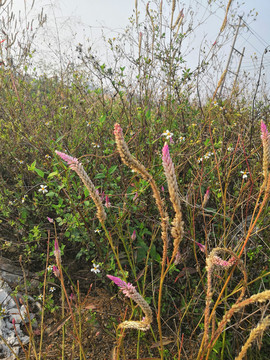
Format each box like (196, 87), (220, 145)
(198, 152), (214, 163)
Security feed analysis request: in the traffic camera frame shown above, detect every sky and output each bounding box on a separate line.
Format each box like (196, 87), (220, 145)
(8, 0), (270, 97)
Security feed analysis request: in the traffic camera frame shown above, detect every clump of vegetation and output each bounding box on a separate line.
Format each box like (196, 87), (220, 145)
(0, 0), (269, 359)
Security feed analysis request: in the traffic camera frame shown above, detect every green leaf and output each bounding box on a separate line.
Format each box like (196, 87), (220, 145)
(34, 168), (44, 178)
(55, 135), (65, 143)
(95, 173), (106, 179)
(48, 171), (59, 178)
(108, 165), (117, 175)
(99, 114), (106, 125)
(28, 160), (36, 171)
(46, 191), (56, 198)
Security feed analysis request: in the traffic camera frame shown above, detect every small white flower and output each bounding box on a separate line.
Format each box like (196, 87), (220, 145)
(22, 195), (27, 203)
(92, 142), (100, 148)
(179, 136), (185, 143)
(94, 229), (101, 234)
(86, 121), (91, 127)
(1, 306), (7, 316)
(45, 121), (52, 126)
(18, 160), (24, 164)
(38, 185), (48, 194)
(49, 287), (56, 293)
(37, 294), (43, 300)
(240, 171), (249, 179)
(91, 264), (100, 274)
(45, 154), (51, 159)
(203, 152), (214, 160)
(227, 147), (233, 152)
(198, 157), (203, 163)
(47, 265), (53, 272)
(8, 200), (14, 205)
(161, 130), (174, 140)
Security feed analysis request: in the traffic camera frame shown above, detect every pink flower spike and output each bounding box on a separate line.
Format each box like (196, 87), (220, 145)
(114, 123), (123, 136)
(107, 275), (136, 298)
(107, 275), (127, 289)
(47, 217), (54, 223)
(161, 185), (164, 192)
(55, 150), (79, 165)
(162, 142), (170, 160)
(196, 242), (206, 253)
(12, 318), (16, 326)
(261, 121), (269, 141)
(54, 239), (59, 251)
(133, 192), (138, 201)
(105, 195), (111, 208)
(54, 239), (61, 265)
(131, 230), (136, 241)
(53, 265), (60, 277)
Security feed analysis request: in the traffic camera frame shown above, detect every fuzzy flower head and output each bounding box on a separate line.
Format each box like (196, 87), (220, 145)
(107, 275), (136, 298)
(261, 121), (269, 140)
(131, 230), (136, 241)
(53, 265), (60, 277)
(196, 242), (206, 253)
(162, 143), (172, 171)
(55, 151), (79, 166)
(202, 187), (210, 208)
(54, 239), (61, 266)
(105, 195), (111, 208)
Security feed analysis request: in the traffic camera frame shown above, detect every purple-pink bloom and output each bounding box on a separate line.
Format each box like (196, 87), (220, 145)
(54, 239), (61, 265)
(107, 275), (136, 298)
(202, 187), (210, 207)
(55, 150), (79, 165)
(212, 256), (236, 268)
(131, 230), (136, 241)
(107, 275), (128, 288)
(105, 195), (111, 208)
(47, 217), (54, 223)
(261, 121), (269, 140)
(196, 242), (206, 253)
(53, 265), (60, 277)
(161, 185), (164, 192)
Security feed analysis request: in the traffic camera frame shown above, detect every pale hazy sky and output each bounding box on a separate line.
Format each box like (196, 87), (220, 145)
(10, 0), (270, 93)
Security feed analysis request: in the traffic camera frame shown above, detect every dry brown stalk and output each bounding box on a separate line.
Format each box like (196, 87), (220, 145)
(235, 315), (270, 360)
(210, 290), (270, 352)
(162, 142), (184, 262)
(113, 123), (169, 256)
